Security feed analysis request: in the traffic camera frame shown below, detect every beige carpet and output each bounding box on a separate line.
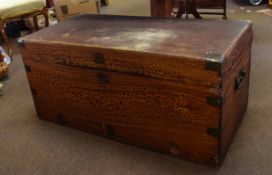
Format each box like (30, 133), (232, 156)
(1, 0), (272, 174)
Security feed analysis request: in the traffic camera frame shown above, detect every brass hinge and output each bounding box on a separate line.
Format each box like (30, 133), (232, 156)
(25, 65), (31, 73)
(207, 96), (223, 107)
(57, 113), (65, 125)
(204, 53), (223, 72)
(30, 88), (37, 96)
(207, 127), (220, 138)
(205, 61), (221, 72)
(213, 155), (222, 168)
(17, 39), (25, 48)
(103, 124), (114, 138)
(36, 111), (42, 118)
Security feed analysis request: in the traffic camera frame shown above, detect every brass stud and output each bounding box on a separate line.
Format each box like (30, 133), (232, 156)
(93, 52), (105, 64)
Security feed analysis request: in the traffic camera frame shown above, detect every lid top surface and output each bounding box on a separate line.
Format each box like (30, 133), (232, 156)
(23, 14), (251, 62)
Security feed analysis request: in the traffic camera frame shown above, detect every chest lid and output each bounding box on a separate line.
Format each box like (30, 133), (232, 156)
(20, 14), (252, 89)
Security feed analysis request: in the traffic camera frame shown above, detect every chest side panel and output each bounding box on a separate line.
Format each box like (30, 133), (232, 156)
(220, 25), (253, 158)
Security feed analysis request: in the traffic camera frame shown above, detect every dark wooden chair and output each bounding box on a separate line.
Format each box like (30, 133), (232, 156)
(0, 2), (49, 56)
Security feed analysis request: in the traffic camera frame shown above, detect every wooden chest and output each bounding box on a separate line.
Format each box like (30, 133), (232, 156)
(19, 15), (253, 167)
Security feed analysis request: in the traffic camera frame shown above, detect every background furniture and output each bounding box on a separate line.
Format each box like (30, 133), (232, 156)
(151, 0), (173, 17)
(193, 0), (227, 19)
(0, 82), (3, 92)
(174, 0), (227, 19)
(0, 46), (8, 80)
(151, 0), (227, 19)
(176, 0), (202, 19)
(0, 0), (49, 55)
(101, 0), (110, 6)
(46, 0), (54, 8)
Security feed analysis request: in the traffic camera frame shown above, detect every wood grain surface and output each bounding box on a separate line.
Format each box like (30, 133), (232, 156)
(22, 43), (220, 88)
(24, 59), (220, 166)
(20, 15), (253, 167)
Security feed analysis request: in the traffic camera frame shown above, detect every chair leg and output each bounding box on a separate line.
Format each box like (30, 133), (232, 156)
(190, 2), (202, 19)
(0, 20), (11, 56)
(33, 16), (39, 31)
(223, 9), (227, 20)
(42, 8), (49, 27)
(176, 1), (185, 18)
(176, 0), (202, 19)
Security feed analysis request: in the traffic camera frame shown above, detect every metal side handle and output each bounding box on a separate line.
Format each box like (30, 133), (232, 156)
(235, 69), (246, 91)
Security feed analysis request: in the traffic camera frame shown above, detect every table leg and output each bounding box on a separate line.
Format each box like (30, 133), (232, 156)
(150, 0), (173, 17)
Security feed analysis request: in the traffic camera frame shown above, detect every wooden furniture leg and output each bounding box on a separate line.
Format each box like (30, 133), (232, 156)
(0, 20), (11, 56)
(223, 0), (227, 19)
(42, 8), (49, 27)
(150, 0), (173, 17)
(33, 16), (39, 31)
(34, 8), (49, 30)
(176, 0), (202, 19)
(190, 1), (202, 19)
(176, 0), (185, 18)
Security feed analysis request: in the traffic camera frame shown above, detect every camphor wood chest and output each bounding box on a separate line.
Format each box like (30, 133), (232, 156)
(19, 15), (253, 167)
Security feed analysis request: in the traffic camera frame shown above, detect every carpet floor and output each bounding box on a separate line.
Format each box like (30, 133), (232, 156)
(1, 0), (272, 174)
